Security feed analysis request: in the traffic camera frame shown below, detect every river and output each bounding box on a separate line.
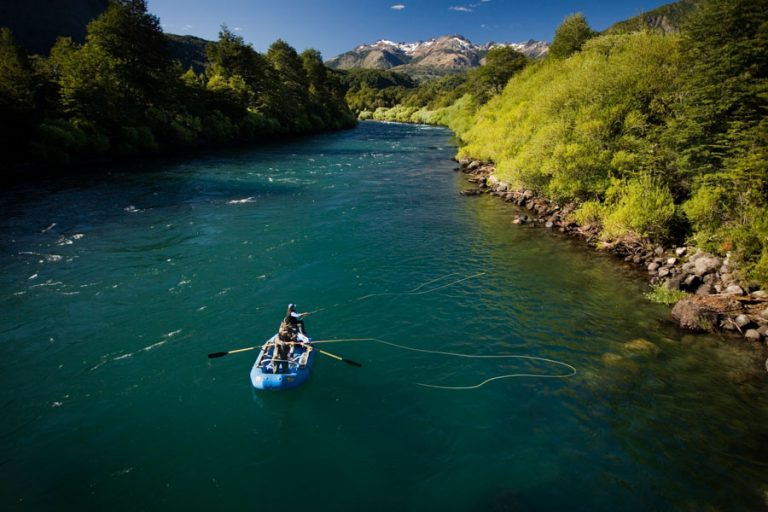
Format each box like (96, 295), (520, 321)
(1, 121), (767, 511)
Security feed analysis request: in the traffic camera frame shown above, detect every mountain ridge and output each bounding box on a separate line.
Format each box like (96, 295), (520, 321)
(325, 35), (549, 77)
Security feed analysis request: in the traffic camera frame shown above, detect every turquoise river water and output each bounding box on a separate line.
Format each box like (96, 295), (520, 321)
(1, 121), (767, 511)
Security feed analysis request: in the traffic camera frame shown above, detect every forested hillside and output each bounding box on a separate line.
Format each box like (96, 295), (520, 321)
(453, 0), (768, 285)
(0, 0), (355, 174)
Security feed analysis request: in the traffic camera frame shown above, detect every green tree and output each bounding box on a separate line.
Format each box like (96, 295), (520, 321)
(474, 46), (528, 101)
(205, 25), (268, 104)
(0, 27), (39, 166)
(549, 13), (596, 59)
(86, 0), (174, 104)
(265, 39), (310, 130)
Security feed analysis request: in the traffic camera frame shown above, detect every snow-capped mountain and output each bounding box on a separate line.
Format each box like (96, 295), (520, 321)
(326, 35), (549, 74)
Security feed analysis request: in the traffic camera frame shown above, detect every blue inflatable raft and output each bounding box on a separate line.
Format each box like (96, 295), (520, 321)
(250, 335), (316, 390)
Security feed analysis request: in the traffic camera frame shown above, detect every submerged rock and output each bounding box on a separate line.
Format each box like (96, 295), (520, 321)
(623, 338), (662, 356)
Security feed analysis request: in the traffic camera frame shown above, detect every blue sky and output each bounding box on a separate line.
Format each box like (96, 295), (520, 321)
(147, 0), (673, 58)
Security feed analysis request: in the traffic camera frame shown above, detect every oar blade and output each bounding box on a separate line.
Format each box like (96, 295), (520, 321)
(343, 358), (362, 367)
(208, 351), (228, 359)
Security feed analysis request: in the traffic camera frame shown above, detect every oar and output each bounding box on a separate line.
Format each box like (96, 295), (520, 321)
(315, 348), (362, 367)
(208, 345), (259, 359)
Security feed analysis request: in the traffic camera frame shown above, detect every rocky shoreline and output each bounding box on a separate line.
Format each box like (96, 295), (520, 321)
(456, 158), (768, 351)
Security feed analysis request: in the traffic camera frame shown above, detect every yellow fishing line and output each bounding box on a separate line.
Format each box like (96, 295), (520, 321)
(310, 337), (577, 390)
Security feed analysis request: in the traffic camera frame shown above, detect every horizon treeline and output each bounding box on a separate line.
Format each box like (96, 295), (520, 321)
(365, 0), (768, 286)
(0, 0), (355, 173)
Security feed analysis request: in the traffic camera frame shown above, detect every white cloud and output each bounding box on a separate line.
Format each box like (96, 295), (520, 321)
(391, 4), (405, 9)
(449, 6), (473, 12)
(183, 24), (193, 30)
(233, 27), (242, 31)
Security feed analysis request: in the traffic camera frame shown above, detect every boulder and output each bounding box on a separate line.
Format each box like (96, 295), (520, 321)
(744, 329), (762, 341)
(760, 308), (768, 321)
(694, 256), (721, 276)
(675, 247), (687, 257)
(545, 221), (554, 228)
(723, 284), (745, 296)
(666, 257), (677, 266)
(658, 267), (671, 278)
(460, 189), (482, 196)
(696, 283), (713, 296)
(648, 262), (660, 272)
(467, 160), (481, 171)
(671, 298), (719, 331)
(751, 290), (768, 299)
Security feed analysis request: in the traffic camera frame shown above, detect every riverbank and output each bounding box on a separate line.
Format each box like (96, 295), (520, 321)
(456, 158), (768, 352)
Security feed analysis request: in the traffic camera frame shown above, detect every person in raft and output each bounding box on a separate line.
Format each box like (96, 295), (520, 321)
(272, 304), (310, 373)
(281, 303), (310, 342)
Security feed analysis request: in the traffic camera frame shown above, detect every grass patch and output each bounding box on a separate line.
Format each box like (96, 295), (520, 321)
(644, 283), (688, 305)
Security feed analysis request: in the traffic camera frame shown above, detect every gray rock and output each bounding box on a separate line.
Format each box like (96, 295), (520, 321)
(744, 329), (762, 341)
(734, 314), (752, 328)
(696, 283), (714, 296)
(694, 256), (722, 276)
(655, 246), (664, 256)
(648, 262), (660, 272)
(675, 247), (687, 257)
(671, 298), (718, 331)
(666, 276), (684, 291)
(545, 221), (554, 228)
(751, 290), (768, 299)
(683, 274), (700, 290)
(760, 308), (768, 321)
(724, 284), (745, 296)
(658, 267), (671, 278)
(666, 257), (677, 266)
(467, 160), (481, 170)
(757, 325), (768, 337)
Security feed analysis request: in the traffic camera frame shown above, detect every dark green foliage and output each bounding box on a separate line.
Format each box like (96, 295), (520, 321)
(549, 13), (597, 59)
(0, 2), (354, 175)
(605, 0), (698, 35)
(473, 47), (528, 101)
(339, 68), (416, 113)
(671, 0), (768, 281)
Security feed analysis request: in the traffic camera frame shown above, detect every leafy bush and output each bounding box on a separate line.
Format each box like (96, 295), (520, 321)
(601, 175), (676, 240)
